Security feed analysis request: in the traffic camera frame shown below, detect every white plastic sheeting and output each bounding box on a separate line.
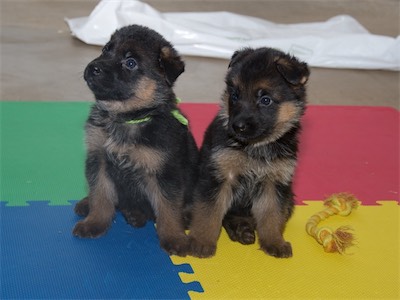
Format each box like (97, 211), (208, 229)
(65, 0), (400, 70)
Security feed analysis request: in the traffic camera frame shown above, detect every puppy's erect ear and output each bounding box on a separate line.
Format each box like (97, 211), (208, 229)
(228, 48), (255, 69)
(275, 55), (310, 86)
(159, 46), (185, 86)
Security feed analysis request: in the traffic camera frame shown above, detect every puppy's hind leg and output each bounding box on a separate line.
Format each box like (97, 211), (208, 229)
(223, 206), (256, 245)
(120, 208), (148, 228)
(73, 162), (117, 238)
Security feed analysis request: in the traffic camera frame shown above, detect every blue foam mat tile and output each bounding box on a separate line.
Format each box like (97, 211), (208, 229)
(0, 201), (199, 299)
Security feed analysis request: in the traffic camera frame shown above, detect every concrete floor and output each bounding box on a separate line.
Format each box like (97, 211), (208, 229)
(1, 0), (399, 108)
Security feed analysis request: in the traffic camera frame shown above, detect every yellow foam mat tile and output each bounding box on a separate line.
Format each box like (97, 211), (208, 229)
(172, 201), (399, 299)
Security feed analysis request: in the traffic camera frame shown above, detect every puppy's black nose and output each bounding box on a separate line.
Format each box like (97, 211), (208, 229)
(92, 66), (101, 76)
(232, 121), (247, 133)
(85, 63), (102, 77)
(89, 64), (102, 76)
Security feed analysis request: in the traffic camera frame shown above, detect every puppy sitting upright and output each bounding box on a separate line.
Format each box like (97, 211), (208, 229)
(73, 25), (198, 256)
(188, 47), (309, 258)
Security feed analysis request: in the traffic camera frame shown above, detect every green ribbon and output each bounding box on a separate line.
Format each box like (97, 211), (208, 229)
(125, 98), (188, 126)
(125, 116), (152, 124)
(171, 109), (188, 126)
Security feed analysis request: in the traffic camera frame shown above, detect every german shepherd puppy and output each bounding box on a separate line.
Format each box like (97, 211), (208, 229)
(188, 47), (309, 258)
(72, 25), (198, 256)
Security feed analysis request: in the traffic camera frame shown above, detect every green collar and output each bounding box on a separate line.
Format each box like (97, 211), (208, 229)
(125, 98), (188, 126)
(125, 116), (152, 125)
(170, 109), (189, 126)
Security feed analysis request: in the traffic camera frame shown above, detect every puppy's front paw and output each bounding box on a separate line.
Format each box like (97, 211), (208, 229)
(189, 237), (217, 258)
(160, 236), (189, 257)
(260, 241), (293, 258)
(73, 220), (108, 238)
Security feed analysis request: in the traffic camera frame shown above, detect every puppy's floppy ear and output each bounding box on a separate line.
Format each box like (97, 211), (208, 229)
(275, 55), (310, 86)
(159, 46), (185, 86)
(229, 48), (255, 68)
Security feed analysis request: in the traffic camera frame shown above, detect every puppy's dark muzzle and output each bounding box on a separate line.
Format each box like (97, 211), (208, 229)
(232, 120), (249, 134)
(229, 115), (272, 145)
(83, 60), (131, 101)
(84, 61), (111, 96)
(84, 62), (103, 82)
(229, 117), (256, 142)
(230, 116), (256, 135)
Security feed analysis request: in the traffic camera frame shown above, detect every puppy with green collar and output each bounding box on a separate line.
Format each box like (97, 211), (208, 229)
(73, 25), (198, 257)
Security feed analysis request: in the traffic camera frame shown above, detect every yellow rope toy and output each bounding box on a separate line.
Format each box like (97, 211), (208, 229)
(306, 193), (360, 254)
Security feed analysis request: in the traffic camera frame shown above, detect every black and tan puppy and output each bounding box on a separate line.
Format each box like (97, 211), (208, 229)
(72, 25), (198, 256)
(188, 47), (309, 258)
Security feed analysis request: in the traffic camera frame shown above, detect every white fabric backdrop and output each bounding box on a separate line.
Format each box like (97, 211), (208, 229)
(65, 0), (400, 70)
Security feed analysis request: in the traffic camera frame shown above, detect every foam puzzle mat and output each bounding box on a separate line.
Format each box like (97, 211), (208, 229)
(1, 102), (399, 299)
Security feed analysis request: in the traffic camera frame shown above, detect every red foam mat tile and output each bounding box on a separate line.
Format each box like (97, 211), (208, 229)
(180, 104), (399, 204)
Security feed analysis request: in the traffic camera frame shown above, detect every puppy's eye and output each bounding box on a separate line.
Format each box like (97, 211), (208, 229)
(259, 95), (273, 106)
(124, 58), (137, 70)
(231, 92), (239, 102)
(228, 87), (239, 102)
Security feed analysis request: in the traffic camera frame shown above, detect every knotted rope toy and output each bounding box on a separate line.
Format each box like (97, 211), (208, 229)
(306, 193), (360, 254)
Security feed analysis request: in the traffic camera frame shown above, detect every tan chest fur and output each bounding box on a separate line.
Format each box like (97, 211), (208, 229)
(212, 148), (295, 185)
(85, 124), (165, 174)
